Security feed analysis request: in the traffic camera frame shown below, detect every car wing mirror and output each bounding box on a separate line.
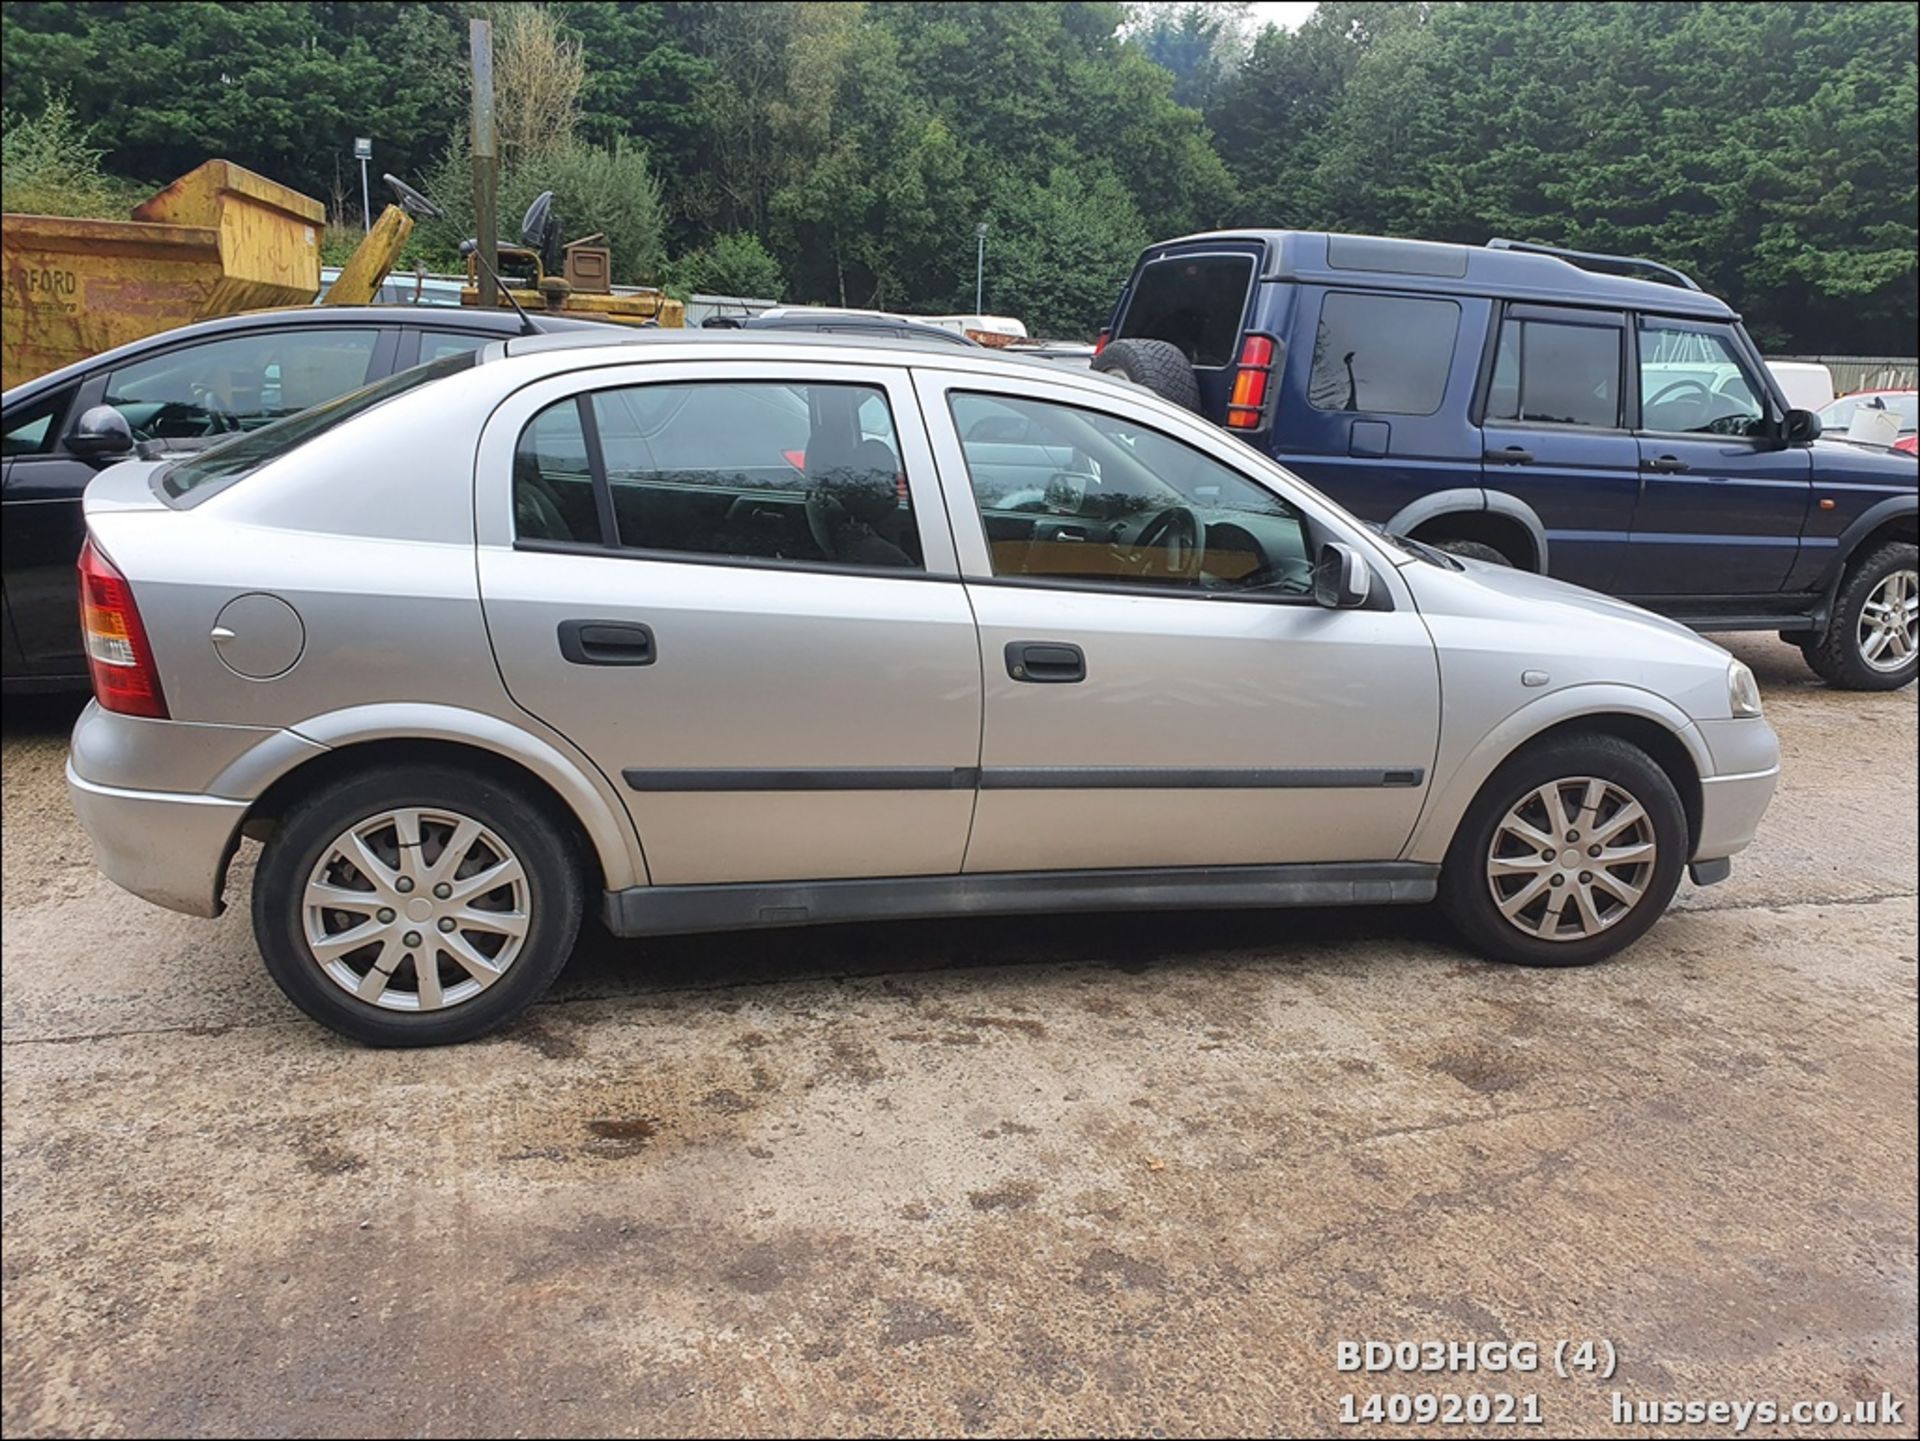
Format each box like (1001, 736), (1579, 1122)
(1313, 541), (1372, 609)
(1781, 407), (1822, 445)
(67, 405), (136, 462)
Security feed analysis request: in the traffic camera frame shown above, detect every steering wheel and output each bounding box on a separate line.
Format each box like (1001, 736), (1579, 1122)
(1645, 378), (1709, 410)
(384, 173), (445, 221)
(188, 383), (240, 435)
(1133, 505), (1205, 581)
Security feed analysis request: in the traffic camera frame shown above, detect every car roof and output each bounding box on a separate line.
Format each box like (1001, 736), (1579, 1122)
(3, 304), (609, 407)
(739, 313), (979, 346)
(1137, 229), (1737, 321)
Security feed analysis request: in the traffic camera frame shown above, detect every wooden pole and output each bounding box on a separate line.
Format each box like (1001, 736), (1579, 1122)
(470, 18), (498, 310)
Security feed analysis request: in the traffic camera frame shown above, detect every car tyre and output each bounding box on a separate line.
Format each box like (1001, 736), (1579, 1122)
(253, 763), (583, 1046)
(1433, 539), (1513, 567)
(1090, 338), (1202, 412)
(1439, 734), (1687, 969)
(1804, 542), (1918, 691)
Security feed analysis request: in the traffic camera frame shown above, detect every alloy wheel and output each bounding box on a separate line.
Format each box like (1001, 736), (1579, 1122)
(1485, 777), (1658, 941)
(302, 807), (530, 1011)
(1856, 568), (1918, 672)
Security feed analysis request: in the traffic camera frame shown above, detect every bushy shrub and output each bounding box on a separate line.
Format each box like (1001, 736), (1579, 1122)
(1, 98), (141, 217)
(667, 231), (785, 300)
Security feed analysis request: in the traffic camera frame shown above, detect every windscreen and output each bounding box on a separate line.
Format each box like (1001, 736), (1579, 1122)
(161, 350), (480, 501)
(1115, 253), (1256, 368)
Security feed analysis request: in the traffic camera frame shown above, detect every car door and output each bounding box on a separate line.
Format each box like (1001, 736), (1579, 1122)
(1477, 305), (1641, 591)
(1626, 316), (1811, 596)
(475, 359), (982, 887)
(3, 381), (98, 678)
(914, 369), (1440, 875)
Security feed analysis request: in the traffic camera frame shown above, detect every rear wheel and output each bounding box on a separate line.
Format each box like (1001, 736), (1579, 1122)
(253, 764), (583, 1046)
(1804, 542), (1918, 691)
(1439, 735), (1686, 968)
(1090, 338), (1201, 412)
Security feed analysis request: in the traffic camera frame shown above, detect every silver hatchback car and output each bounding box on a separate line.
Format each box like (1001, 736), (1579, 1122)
(67, 333), (1780, 1045)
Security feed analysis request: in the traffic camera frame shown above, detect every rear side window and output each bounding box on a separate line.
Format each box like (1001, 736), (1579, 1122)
(514, 381), (922, 571)
(1308, 292), (1459, 416)
(1487, 318), (1622, 428)
(419, 331), (492, 363)
(1115, 254), (1256, 369)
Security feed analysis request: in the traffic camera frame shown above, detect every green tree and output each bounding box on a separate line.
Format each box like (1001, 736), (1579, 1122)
(986, 164), (1150, 336)
(669, 231), (785, 298)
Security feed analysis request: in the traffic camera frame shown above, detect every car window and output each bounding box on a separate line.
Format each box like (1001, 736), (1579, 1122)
(1638, 322), (1769, 436)
(3, 386), (75, 457)
(162, 350), (477, 501)
(950, 391), (1313, 596)
(515, 381), (921, 570)
(1486, 318), (1621, 428)
(1820, 392), (1918, 435)
(1308, 292), (1459, 416)
(105, 328), (380, 441)
(419, 331), (492, 363)
(1116, 254), (1256, 368)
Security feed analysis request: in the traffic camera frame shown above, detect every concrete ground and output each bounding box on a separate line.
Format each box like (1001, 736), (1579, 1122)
(3, 634), (1914, 1438)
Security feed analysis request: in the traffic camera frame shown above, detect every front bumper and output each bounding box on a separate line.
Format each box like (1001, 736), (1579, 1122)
(1691, 717), (1782, 864)
(67, 761), (248, 918)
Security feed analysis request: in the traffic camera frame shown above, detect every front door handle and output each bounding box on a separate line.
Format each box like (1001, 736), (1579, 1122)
(558, 619), (655, 666)
(1484, 446), (1534, 465)
(1642, 454), (1690, 474)
(1006, 641), (1085, 684)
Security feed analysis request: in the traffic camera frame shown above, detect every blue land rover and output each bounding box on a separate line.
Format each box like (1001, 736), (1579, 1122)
(1092, 232), (1917, 690)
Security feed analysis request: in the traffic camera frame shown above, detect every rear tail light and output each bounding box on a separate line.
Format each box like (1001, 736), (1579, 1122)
(1094, 329), (1110, 356)
(1226, 333), (1278, 431)
(77, 538), (168, 719)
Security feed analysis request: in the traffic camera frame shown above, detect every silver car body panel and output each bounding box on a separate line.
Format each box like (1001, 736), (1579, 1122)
(67, 333), (1779, 926)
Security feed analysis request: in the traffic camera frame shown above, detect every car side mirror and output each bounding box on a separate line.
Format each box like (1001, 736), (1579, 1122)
(68, 405), (135, 462)
(1313, 541), (1372, 609)
(1781, 407), (1822, 445)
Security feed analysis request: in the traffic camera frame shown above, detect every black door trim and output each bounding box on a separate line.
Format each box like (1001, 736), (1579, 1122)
(603, 861), (1440, 937)
(621, 765), (1425, 792)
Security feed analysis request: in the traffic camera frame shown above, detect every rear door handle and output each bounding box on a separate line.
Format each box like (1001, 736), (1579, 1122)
(1642, 454), (1690, 474)
(1006, 641), (1085, 684)
(1483, 447), (1534, 465)
(558, 619), (655, 666)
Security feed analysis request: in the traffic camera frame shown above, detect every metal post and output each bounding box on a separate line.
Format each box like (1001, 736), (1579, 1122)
(470, 19), (498, 310)
(975, 223), (988, 314)
(354, 137), (373, 235)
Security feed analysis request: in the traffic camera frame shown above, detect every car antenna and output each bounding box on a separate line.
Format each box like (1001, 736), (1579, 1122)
(459, 238), (539, 337)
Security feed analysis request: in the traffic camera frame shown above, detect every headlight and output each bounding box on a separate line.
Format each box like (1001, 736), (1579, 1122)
(1728, 659), (1763, 718)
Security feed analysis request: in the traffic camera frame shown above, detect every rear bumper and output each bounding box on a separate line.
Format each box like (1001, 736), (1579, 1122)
(66, 761), (248, 918)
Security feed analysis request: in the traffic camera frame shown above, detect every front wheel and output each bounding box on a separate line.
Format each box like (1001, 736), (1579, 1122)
(1439, 735), (1687, 968)
(253, 764), (584, 1046)
(1804, 542), (1918, 691)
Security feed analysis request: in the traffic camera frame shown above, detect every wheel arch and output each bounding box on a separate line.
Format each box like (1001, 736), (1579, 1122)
(225, 704), (647, 895)
(1818, 494), (1918, 597)
(1406, 686), (1708, 865)
(1389, 488), (1549, 573)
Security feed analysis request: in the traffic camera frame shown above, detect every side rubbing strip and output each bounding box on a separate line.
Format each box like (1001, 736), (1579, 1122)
(979, 767), (1426, 790)
(624, 767), (980, 792)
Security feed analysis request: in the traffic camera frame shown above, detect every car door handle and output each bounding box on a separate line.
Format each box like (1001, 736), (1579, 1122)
(1483, 447), (1533, 465)
(1005, 641), (1085, 684)
(558, 619), (655, 666)
(1642, 454), (1690, 474)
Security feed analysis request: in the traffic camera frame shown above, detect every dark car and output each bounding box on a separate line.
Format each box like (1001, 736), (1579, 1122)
(704, 309), (980, 348)
(1092, 232), (1918, 689)
(2, 305), (609, 691)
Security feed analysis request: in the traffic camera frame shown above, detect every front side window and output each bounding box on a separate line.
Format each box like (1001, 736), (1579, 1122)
(1308, 292), (1459, 416)
(106, 328), (381, 441)
(1638, 322), (1769, 436)
(1486, 317), (1622, 428)
(950, 392), (1313, 596)
(514, 381), (921, 570)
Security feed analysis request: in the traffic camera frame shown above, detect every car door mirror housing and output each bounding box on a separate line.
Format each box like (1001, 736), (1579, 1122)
(1781, 407), (1822, 445)
(68, 405), (136, 461)
(1314, 542), (1372, 609)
